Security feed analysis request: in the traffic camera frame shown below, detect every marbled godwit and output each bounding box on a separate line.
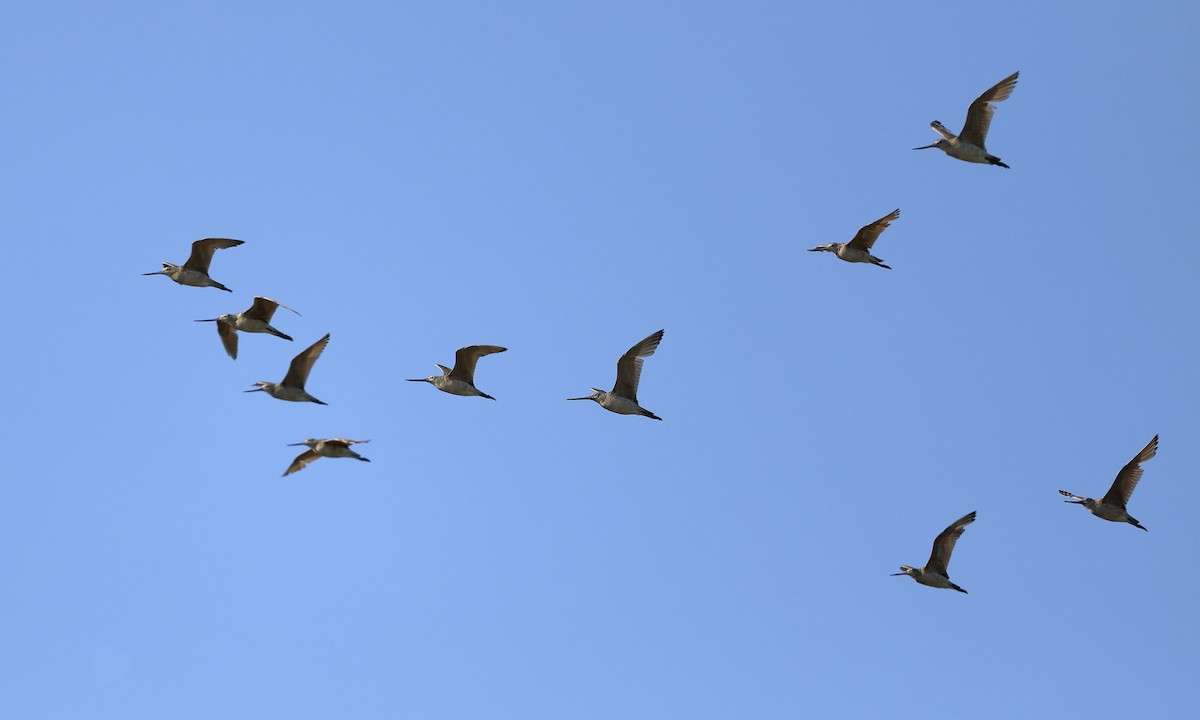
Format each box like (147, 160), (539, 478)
(246, 333), (330, 404)
(914, 71), (1018, 168)
(195, 296), (300, 360)
(568, 330), (664, 420)
(282, 438), (370, 476)
(809, 209), (899, 270)
(142, 237), (243, 291)
(407, 345), (507, 400)
(892, 511), (976, 593)
(1060, 435), (1158, 531)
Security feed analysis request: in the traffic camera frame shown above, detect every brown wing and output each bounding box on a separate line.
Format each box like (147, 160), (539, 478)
(926, 511), (976, 577)
(448, 345), (507, 384)
(183, 238), (244, 272)
(959, 71), (1018, 149)
(612, 329), (664, 401)
(283, 333), (330, 388)
(246, 296), (300, 322)
(328, 439), (370, 447)
(1102, 435), (1158, 509)
(846, 209), (900, 251)
(217, 321), (238, 360)
(283, 449), (320, 476)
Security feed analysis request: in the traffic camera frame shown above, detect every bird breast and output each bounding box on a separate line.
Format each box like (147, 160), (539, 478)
(943, 142), (990, 163)
(434, 377), (479, 396)
(600, 394), (644, 415)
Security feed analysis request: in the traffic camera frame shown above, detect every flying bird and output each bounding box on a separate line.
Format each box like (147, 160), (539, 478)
(407, 345), (507, 400)
(246, 333), (331, 404)
(914, 71), (1019, 168)
(892, 511), (976, 593)
(142, 237), (244, 292)
(1060, 435), (1158, 531)
(809, 209), (900, 270)
(282, 438), (370, 476)
(568, 330), (664, 420)
(195, 296), (300, 359)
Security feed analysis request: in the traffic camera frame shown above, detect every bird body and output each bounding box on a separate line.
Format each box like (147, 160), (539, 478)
(283, 438), (370, 476)
(196, 296), (299, 359)
(1060, 435), (1158, 531)
(408, 345), (507, 400)
(574, 388), (657, 418)
(809, 209), (899, 270)
(893, 511), (976, 594)
(914, 71), (1019, 168)
(247, 333), (330, 404)
(568, 329), (664, 420)
(143, 238), (244, 291)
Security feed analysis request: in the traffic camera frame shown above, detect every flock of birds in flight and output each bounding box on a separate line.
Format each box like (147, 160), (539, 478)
(142, 71), (1160, 594)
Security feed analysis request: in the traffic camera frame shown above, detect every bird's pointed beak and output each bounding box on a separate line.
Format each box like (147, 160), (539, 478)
(287, 442), (306, 446)
(245, 386), (263, 393)
(1063, 499), (1083, 504)
(195, 318), (218, 322)
(406, 378), (427, 383)
(807, 246), (826, 252)
(890, 572), (906, 576)
(566, 396), (589, 401)
(142, 270), (166, 276)
(912, 143), (938, 150)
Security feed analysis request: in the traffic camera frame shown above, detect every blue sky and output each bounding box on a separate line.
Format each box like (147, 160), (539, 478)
(3, 1), (1198, 717)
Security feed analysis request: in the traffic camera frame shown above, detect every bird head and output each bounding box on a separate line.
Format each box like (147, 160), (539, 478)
(195, 313), (237, 325)
(246, 382), (271, 393)
(142, 263), (175, 276)
(808, 244), (836, 253)
(567, 389), (603, 402)
(891, 566), (915, 577)
(288, 439), (319, 447)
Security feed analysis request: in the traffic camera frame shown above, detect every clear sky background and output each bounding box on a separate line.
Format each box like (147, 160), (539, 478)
(2, 1), (1198, 718)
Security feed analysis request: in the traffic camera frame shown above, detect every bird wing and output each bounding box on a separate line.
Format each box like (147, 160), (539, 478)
(926, 511), (976, 577)
(448, 345), (507, 383)
(329, 439), (370, 447)
(929, 121), (956, 141)
(959, 71), (1018, 149)
(283, 449), (320, 476)
(183, 238), (244, 272)
(247, 296), (300, 322)
(283, 333), (329, 387)
(612, 329), (664, 401)
(217, 321), (238, 359)
(846, 209), (900, 250)
(1102, 435), (1158, 509)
